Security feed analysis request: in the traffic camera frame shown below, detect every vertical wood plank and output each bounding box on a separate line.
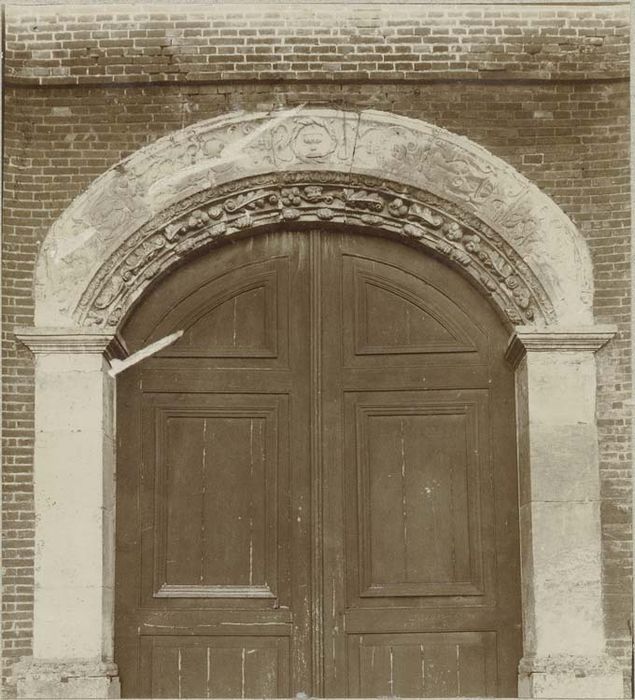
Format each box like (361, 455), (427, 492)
(203, 417), (266, 585)
(359, 643), (391, 698)
(393, 643), (426, 697)
(447, 417), (471, 582)
(208, 648), (243, 697)
(457, 642), (487, 697)
(165, 418), (205, 584)
(367, 415), (406, 584)
(179, 645), (208, 699)
(244, 646), (278, 698)
(423, 643), (460, 697)
(151, 645), (180, 699)
(234, 287), (268, 349)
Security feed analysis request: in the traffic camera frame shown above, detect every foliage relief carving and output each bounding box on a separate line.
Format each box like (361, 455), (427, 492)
(35, 109), (593, 328)
(77, 172), (554, 328)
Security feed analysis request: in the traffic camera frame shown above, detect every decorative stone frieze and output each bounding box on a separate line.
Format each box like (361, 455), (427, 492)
(74, 173), (555, 329)
(34, 108), (594, 329)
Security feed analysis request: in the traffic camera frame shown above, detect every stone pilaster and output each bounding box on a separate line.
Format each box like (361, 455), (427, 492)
(14, 327), (126, 699)
(506, 326), (624, 699)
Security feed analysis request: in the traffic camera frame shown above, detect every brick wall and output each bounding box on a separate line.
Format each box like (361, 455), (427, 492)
(4, 3), (629, 83)
(1, 3), (631, 697)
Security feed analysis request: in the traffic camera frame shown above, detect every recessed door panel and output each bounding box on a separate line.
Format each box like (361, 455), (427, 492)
(342, 253), (484, 368)
(126, 255), (289, 367)
(356, 278), (474, 354)
(348, 391), (487, 600)
(163, 414), (268, 590)
(148, 395), (284, 600)
(141, 636), (290, 699)
(174, 280), (276, 357)
(347, 632), (497, 698)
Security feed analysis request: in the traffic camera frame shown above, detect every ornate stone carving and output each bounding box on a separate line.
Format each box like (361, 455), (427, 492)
(75, 172), (553, 328)
(34, 108), (595, 328)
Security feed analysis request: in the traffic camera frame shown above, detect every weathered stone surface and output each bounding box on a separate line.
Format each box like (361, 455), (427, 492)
(14, 659), (120, 699)
(518, 654), (624, 699)
(33, 108), (594, 329)
(15, 332), (121, 687)
(510, 330), (621, 698)
(520, 501), (605, 655)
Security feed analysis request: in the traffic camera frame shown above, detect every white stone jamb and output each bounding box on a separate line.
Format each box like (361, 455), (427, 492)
(506, 325), (624, 699)
(13, 327), (127, 699)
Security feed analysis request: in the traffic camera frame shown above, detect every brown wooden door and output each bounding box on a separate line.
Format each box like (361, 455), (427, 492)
(115, 229), (521, 698)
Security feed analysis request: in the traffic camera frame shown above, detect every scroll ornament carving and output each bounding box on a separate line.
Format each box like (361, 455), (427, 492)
(35, 109), (593, 328)
(77, 173), (554, 328)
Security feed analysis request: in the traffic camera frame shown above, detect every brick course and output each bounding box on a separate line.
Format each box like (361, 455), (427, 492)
(1, 3), (631, 697)
(4, 4), (629, 83)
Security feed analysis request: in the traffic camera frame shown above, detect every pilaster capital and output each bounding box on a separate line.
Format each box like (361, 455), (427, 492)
(15, 326), (128, 361)
(505, 325), (618, 367)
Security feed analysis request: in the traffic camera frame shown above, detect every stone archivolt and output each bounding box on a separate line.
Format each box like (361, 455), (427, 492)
(34, 108), (594, 329)
(77, 173), (554, 329)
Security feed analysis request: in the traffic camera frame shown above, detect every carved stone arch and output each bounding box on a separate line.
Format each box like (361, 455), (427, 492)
(16, 108), (624, 700)
(75, 172), (557, 330)
(34, 108), (593, 329)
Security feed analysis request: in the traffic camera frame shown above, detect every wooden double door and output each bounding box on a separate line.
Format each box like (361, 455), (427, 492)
(115, 229), (522, 698)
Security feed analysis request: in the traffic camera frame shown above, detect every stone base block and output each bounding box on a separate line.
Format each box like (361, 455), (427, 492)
(519, 654), (625, 698)
(15, 659), (120, 699)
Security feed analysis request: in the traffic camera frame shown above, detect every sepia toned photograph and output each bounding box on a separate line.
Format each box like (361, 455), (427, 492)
(1, 0), (631, 698)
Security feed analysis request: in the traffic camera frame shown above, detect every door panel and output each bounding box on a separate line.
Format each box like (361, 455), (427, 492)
(148, 394), (285, 600)
(116, 229), (521, 698)
(320, 232), (521, 697)
(346, 631), (497, 697)
(141, 636), (290, 698)
(341, 252), (485, 368)
(127, 254), (290, 366)
(347, 391), (487, 600)
(116, 232), (312, 698)
(173, 279), (276, 356)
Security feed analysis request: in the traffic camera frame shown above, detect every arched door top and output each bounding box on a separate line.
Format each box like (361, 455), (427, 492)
(34, 107), (594, 329)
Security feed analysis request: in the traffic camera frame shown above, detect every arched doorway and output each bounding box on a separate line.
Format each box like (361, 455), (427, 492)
(15, 108), (623, 699)
(115, 227), (522, 697)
